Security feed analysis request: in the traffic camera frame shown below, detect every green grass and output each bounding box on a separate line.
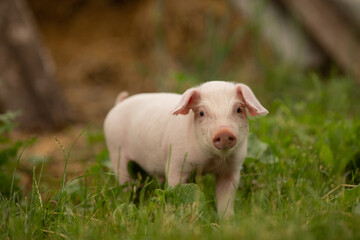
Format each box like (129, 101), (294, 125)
(1, 71), (360, 239)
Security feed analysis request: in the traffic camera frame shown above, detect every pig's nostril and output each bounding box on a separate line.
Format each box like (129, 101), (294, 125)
(213, 128), (237, 150)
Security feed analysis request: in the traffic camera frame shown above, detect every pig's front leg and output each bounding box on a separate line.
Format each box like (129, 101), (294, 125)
(167, 167), (190, 187)
(166, 156), (191, 187)
(216, 171), (240, 218)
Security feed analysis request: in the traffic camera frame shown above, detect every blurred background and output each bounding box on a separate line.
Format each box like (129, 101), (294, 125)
(1, 0), (360, 193)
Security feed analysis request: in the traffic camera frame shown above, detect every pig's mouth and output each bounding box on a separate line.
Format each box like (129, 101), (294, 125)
(212, 145), (237, 158)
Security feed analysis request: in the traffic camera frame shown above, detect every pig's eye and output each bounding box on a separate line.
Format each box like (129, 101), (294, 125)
(237, 107), (242, 113)
(199, 111), (205, 117)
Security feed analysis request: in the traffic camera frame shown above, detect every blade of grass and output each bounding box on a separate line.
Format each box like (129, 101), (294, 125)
(10, 142), (29, 199)
(165, 144), (172, 189)
(55, 128), (87, 195)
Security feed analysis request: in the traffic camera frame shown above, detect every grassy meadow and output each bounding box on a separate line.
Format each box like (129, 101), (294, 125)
(1, 66), (360, 240)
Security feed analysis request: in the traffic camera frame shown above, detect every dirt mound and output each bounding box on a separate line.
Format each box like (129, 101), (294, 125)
(28, 0), (248, 124)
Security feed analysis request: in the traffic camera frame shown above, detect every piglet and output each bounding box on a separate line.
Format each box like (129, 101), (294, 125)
(104, 81), (268, 217)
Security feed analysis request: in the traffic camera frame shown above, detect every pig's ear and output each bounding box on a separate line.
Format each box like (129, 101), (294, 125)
(236, 84), (269, 117)
(172, 88), (200, 115)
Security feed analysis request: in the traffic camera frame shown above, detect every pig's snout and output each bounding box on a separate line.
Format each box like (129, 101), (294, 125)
(212, 128), (237, 150)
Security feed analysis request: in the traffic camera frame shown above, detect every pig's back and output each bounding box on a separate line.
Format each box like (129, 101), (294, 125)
(105, 93), (181, 124)
(104, 93), (182, 174)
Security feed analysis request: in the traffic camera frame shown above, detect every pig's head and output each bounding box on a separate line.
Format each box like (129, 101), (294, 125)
(172, 81), (268, 156)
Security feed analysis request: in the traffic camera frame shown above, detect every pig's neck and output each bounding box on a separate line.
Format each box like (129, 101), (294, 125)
(201, 154), (236, 175)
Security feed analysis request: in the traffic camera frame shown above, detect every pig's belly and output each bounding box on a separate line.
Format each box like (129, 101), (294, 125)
(116, 93), (180, 177)
(128, 149), (167, 177)
(125, 115), (169, 177)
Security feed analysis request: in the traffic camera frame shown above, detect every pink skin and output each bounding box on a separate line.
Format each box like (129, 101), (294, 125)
(104, 81), (268, 218)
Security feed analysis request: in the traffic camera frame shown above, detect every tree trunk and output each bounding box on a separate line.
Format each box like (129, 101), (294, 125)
(280, 0), (360, 82)
(0, 0), (71, 130)
(228, 0), (325, 69)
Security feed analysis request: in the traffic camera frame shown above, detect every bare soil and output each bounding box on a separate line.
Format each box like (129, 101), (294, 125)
(28, 0), (248, 124)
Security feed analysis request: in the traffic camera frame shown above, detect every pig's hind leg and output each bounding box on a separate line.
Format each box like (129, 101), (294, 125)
(110, 148), (132, 185)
